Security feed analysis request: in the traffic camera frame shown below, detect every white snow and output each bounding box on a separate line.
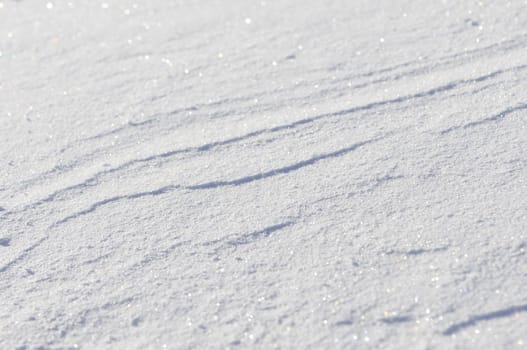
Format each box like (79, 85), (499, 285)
(1, 0), (527, 348)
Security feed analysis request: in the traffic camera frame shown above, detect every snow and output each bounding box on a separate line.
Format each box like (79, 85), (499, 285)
(1, 0), (527, 348)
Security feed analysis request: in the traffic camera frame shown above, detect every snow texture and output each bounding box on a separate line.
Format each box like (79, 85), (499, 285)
(1, 0), (527, 349)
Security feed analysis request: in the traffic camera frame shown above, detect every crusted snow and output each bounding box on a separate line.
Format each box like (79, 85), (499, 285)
(1, 0), (527, 349)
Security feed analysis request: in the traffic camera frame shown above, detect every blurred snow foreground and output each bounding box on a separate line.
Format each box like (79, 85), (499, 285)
(1, 0), (527, 348)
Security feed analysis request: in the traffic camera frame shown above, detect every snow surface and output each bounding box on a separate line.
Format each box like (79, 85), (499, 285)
(1, 0), (527, 348)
